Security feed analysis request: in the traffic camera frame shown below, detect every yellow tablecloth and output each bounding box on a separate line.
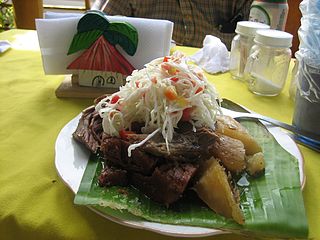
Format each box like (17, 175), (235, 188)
(0, 29), (319, 240)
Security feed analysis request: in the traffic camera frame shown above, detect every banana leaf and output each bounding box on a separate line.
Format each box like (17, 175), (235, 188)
(74, 117), (308, 238)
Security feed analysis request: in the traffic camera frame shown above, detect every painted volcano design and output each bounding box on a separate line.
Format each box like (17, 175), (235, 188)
(67, 11), (138, 88)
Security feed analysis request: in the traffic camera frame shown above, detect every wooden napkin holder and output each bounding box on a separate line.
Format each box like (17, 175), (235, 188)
(55, 74), (117, 99)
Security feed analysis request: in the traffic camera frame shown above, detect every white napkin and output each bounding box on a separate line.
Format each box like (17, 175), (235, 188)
(189, 35), (230, 74)
(36, 15), (173, 74)
(44, 11), (82, 19)
(0, 40), (11, 53)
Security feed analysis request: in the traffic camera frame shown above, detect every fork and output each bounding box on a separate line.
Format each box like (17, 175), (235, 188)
(220, 107), (320, 145)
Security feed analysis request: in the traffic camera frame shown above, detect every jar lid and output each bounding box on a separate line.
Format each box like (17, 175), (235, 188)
(235, 21), (270, 37)
(254, 29), (293, 47)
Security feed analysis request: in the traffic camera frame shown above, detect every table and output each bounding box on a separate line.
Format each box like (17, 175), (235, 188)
(0, 29), (319, 240)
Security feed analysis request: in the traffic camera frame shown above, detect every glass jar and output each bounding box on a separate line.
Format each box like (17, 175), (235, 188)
(249, 0), (289, 31)
(244, 29), (293, 96)
(229, 21), (270, 80)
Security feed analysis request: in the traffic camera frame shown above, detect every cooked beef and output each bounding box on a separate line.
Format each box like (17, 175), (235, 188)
(73, 106), (103, 153)
(131, 163), (198, 206)
(100, 136), (160, 175)
(73, 107), (218, 164)
(73, 108), (218, 205)
(130, 122), (145, 133)
(94, 94), (108, 105)
(141, 128), (218, 163)
(98, 165), (128, 187)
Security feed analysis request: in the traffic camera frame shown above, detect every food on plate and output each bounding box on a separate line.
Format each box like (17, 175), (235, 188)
(194, 157), (244, 225)
(246, 152), (265, 176)
(73, 52), (265, 224)
(210, 133), (246, 174)
(215, 115), (262, 155)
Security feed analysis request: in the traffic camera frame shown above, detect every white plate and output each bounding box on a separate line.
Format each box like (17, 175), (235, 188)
(55, 114), (305, 238)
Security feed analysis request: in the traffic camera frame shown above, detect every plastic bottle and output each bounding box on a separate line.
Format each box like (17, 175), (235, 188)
(229, 21), (270, 80)
(291, 0), (320, 146)
(249, 0), (289, 31)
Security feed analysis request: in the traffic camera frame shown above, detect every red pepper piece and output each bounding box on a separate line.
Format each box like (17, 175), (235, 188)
(119, 129), (135, 140)
(163, 56), (171, 62)
(195, 87), (204, 94)
(181, 107), (193, 121)
(111, 95), (120, 104)
(170, 77), (179, 82)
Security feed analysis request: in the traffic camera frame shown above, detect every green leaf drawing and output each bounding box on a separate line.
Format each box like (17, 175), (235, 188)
(68, 29), (103, 55)
(104, 22), (138, 56)
(77, 10), (109, 33)
(68, 11), (139, 56)
(74, 118), (308, 238)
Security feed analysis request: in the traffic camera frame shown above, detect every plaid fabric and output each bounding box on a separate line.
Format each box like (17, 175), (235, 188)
(104, 0), (253, 49)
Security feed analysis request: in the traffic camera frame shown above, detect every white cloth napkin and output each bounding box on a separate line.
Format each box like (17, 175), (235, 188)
(0, 40), (11, 53)
(189, 35), (230, 74)
(36, 15), (173, 74)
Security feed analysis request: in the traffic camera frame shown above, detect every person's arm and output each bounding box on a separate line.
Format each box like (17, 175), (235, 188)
(103, 0), (134, 16)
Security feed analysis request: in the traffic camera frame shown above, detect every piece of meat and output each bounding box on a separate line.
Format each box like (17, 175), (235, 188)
(98, 165), (128, 187)
(100, 136), (160, 175)
(73, 106), (103, 153)
(141, 128), (218, 163)
(131, 163), (198, 206)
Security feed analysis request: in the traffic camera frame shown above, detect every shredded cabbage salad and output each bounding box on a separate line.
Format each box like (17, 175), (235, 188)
(95, 51), (221, 154)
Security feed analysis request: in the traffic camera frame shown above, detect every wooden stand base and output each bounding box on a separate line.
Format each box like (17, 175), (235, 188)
(55, 75), (118, 98)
